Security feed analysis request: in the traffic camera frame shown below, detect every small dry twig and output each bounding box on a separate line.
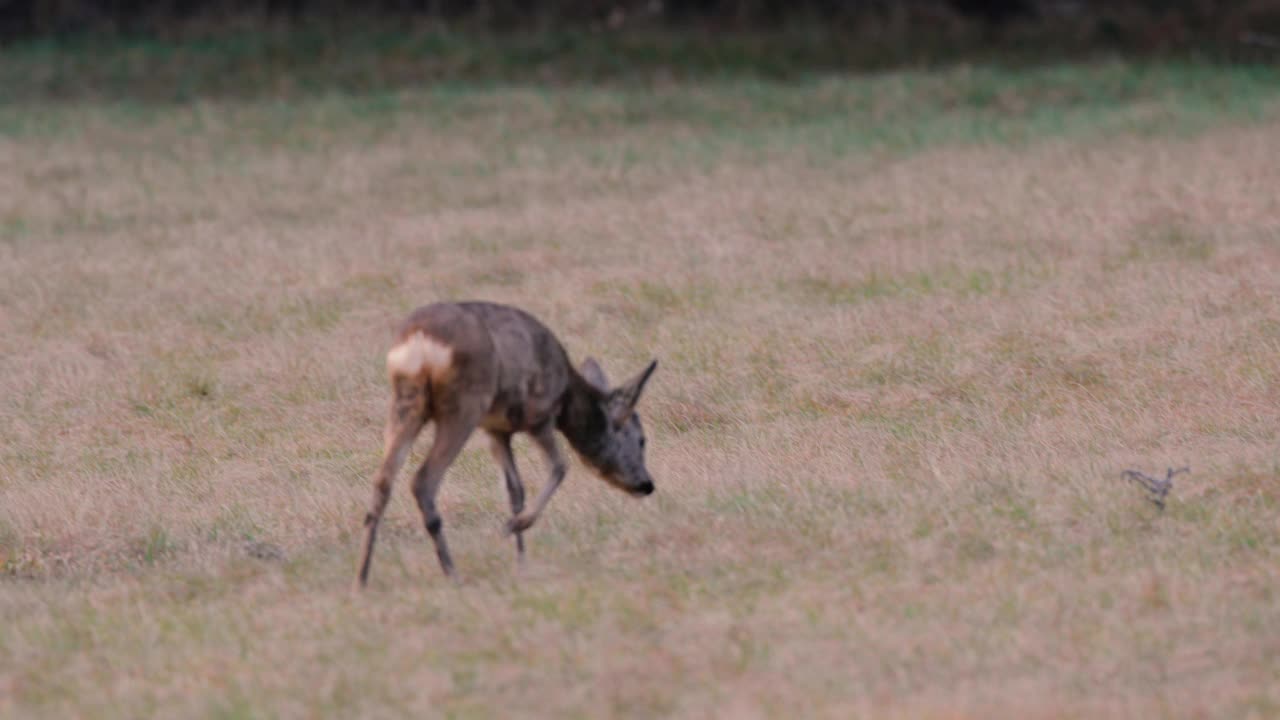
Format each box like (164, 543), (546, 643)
(1120, 466), (1188, 510)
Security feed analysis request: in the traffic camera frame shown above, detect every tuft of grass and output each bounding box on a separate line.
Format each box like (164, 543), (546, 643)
(132, 525), (180, 567)
(1142, 221), (1217, 262)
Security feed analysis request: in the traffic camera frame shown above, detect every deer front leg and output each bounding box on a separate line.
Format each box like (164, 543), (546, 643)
(506, 425), (568, 535)
(488, 432), (527, 561)
(355, 390), (426, 589)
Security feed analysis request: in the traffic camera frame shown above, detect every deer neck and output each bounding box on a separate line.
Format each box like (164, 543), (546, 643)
(557, 372), (608, 458)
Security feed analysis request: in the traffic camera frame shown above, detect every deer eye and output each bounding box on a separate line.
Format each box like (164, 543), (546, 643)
(639, 436), (646, 449)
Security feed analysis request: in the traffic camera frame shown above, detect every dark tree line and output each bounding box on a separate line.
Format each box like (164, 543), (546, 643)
(0, 0), (1273, 40)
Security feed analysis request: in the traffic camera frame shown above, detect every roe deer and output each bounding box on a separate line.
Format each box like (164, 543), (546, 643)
(356, 301), (659, 587)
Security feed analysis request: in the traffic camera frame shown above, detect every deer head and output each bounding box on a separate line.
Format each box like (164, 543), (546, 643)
(573, 357), (659, 497)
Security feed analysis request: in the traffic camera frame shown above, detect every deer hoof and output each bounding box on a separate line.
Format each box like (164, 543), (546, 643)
(506, 514), (535, 535)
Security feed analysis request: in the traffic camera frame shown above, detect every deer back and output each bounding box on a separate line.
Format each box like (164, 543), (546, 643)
(389, 302), (574, 434)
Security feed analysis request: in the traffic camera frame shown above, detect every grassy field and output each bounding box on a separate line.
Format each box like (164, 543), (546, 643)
(2, 32), (1280, 718)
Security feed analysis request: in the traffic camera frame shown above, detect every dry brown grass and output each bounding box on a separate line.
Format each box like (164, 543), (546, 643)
(2, 62), (1280, 718)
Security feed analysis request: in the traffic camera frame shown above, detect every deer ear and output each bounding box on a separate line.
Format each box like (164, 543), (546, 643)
(611, 359), (658, 414)
(580, 357), (610, 392)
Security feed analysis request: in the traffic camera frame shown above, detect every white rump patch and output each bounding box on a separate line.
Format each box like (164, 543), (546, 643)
(386, 331), (453, 378)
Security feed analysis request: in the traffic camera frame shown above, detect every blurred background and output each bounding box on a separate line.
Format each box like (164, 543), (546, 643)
(3, 1), (1278, 54)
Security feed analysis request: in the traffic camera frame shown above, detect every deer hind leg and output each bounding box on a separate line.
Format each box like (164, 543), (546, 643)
(488, 432), (526, 562)
(356, 378), (428, 589)
(410, 395), (486, 577)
